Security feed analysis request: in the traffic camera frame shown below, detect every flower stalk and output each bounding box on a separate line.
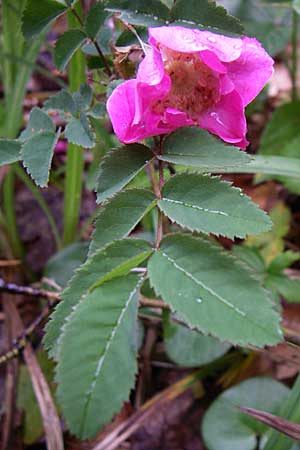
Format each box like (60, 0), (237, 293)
(156, 138), (164, 249)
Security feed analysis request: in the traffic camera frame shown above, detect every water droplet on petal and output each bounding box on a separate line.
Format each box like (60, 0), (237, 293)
(210, 112), (225, 126)
(233, 43), (242, 50)
(207, 36), (216, 43)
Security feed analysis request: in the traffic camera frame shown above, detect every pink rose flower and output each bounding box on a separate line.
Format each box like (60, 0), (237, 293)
(107, 26), (274, 149)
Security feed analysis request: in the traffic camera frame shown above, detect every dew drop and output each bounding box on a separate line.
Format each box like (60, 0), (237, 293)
(196, 298), (202, 304)
(233, 43), (242, 50)
(207, 36), (216, 43)
(210, 112), (225, 126)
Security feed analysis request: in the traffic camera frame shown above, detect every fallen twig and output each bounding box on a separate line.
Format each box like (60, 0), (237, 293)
(0, 278), (169, 365)
(91, 353), (238, 450)
(1, 270), (64, 450)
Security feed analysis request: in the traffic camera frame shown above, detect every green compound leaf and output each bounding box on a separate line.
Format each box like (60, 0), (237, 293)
(22, 0), (67, 39)
(44, 242), (89, 289)
(202, 377), (290, 450)
(294, 0), (300, 14)
(230, 0), (290, 56)
(170, 0), (243, 35)
(148, 234), (282, 347)
(259, 102), (300, 154)
(85, 2), (109, 39)
(21, 130), (60, 187)
(44, 238), (152, 358)
(164, 321), (231, 367)
(20, 107), (55, 141)
(96, 144), (154, 204)
(56, 274), (140, 438)
(106, 0), (243, 34)
(89, 189), (156, 256)
(17, 108), (57, 186)
(188, 155), (300, 179)
(265, 274), (300, 303)
(161, 127), (250, 169)
(0, 140), (22, 166)
(258, 102), (300, 194)
(44, 89), (78, 115)
(158, 173), (272, 239)
(73, 84), (93, 111)
(54, 29), (87, 71)
(268, 250), (300, 273)
(65, 113), (95, 148)
(106, 0), (169, 27)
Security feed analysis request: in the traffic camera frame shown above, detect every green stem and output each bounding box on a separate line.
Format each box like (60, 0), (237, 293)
(2, 170), (24, 259)
(292, 9), (298, 102)
(63, 6), (86, 246)
(70, 3), (111, 77)
(156, 138), (164, 249)
(14, 165), (62, 250)
(1, 1), (45, 259)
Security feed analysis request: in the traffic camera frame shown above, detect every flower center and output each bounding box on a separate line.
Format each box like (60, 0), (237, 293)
(154, 49), (220, 120)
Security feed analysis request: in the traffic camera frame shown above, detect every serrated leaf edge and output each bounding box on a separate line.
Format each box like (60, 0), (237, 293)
(148, 232), (282, 347)
(89, 188), (157, 256)
(96, 145), (154, 204)
(56, 275), (142, 437)
(20, 128), (60, 187)
(54, 28), (87, 71)
(44, 238), (152, 357)
(158, 172), (272, 239)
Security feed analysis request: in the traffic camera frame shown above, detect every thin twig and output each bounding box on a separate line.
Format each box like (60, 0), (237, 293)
(2, 284), (19, 450)
(93, 39), (112, 77)
(91, 353), (237, 450)
(0, 277), (60, 301)
(1, 268), (63, 450)
(0, 278), (167, 365)
(9, 300), (64, 450)
(140, 298), (169, 310)
(70, 6), (84, 27)
(70, 3), (112, 77)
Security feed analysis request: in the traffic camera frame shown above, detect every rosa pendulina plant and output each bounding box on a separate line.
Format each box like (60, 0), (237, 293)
(9, 0), (287, 441)
(107, 26), (274, 148)
(44, 22), (284, 439)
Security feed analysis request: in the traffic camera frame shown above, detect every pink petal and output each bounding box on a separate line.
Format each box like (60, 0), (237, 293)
(107, 48), (173, 143)
(164, 108), (194, 128)
(200, 50), (227, 73)
(106, 79), (168, 143)
(134, 47), (171, 125)
(106, 79), (137, 143)
(199, 91), (248, 148)
(149, 26), (243, 62)
(225, 37), (274, 106)
(137, 46), (166, 85)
